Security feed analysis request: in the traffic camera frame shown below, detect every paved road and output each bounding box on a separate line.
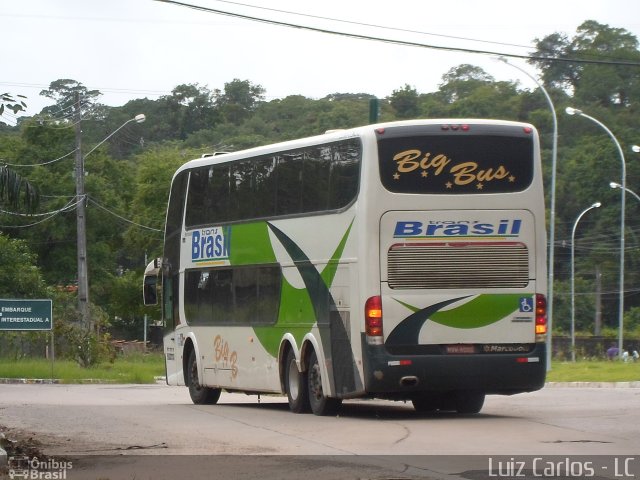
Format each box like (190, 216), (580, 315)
(1, 384), (638, 479)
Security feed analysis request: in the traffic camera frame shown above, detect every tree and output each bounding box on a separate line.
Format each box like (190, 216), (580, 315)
(215, 79), (265, 125)
(0, 165), (39, 211)
(170, 83), (220, 135)
(438, 64), (494, 104)
(389, 84), (420, 119)
(39, 79), (102, 119)
(124, 145), (196, 257)
(0, 95), (39, 211)
(529, 21), (640, 107)
(0, 234), (46, 297)
(0, 92), (27, 117)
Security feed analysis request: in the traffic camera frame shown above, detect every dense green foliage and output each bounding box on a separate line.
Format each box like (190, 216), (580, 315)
(1, 20), (640, 346)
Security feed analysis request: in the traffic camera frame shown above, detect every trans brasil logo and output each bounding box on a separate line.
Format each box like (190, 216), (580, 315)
(191, 226), (230, 263)
(394, 219), (522, 238)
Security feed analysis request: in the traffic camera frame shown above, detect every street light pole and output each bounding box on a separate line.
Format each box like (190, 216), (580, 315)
(73, 105), (146, 329)
(496, 57), (558, 370)
(610, 181), (640, 204)
(565, 107), (626, 359)
(571, 202), (601, 362)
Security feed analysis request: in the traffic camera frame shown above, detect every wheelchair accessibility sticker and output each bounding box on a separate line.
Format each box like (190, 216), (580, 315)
(519, 297), (534, 313)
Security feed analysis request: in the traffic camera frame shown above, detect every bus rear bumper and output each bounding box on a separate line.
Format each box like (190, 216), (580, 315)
(362, 341), (547, 398)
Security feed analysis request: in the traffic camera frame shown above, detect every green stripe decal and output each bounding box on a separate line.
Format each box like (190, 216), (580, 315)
(428, 294), (522, 329)
(321, 220), (354, 287)
(387, 294), (524, 345)
(252, 220), (354, 358)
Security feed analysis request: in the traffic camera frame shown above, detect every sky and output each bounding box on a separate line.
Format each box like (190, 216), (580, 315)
(2, 0), (640, 123)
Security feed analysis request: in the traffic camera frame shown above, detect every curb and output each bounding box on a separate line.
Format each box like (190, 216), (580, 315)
(0, 378), (61, 384)
(0, 378), (117, 385)
(545, 381), (640, 388)
(0, 377), (165, 385)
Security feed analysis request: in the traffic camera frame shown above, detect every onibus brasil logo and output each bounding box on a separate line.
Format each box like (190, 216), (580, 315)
(8, 456), (73, 480)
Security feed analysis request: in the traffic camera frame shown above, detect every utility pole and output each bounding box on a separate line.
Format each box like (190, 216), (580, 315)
(369, 98), (379, 124)
(594, 265), (602, 336)
(74, 92), (90, 329)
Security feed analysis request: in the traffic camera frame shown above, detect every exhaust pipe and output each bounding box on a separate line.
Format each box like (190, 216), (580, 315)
(400, 376), (419, 387)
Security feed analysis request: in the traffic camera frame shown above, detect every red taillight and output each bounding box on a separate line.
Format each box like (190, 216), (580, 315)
(365, 296), (383, 339)
(535, 294), (547, 335)
(441, 124), (471, 131)
(523, 126), (533, 134)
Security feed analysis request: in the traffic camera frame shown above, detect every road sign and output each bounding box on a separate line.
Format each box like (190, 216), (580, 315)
(0, 299), (52, 331)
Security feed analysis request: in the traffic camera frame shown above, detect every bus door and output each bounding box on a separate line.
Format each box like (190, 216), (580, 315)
(144, 259), (182, 385)
(162, 273), (184, 385)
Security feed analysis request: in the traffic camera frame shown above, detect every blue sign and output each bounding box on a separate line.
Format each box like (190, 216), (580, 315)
(519, 297), (534, 313)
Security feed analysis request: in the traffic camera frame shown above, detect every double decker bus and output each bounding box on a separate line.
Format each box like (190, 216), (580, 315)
(143, 119), (547, 415)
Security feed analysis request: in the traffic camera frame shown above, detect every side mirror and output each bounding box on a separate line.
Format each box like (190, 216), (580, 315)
(143, 275), (158, 306)
(142, 258), (161, 306)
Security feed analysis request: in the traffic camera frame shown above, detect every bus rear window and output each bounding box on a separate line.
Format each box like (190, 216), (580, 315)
(378, 133), (534, 194)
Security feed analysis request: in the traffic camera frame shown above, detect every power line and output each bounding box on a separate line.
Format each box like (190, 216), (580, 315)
(210, 0), (538, 52)
(0, 196), (82, 228)
(88, 197), (163, 232)
(0, 81), (169, 99)
(155, 0), (640, 67)
(1, 148), (77, 167)
(0, 195), (82, 217)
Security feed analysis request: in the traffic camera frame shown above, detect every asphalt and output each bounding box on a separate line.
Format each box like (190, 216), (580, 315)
(0, 380), (637, 467)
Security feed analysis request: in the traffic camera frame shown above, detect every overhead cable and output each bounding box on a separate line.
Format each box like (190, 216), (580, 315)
(210, 0), (537, 51)
(1, 148), (77, 167)
(155, 0), (640, 67)
(88, 197), (163, 232)
(0, 195), (83, 217)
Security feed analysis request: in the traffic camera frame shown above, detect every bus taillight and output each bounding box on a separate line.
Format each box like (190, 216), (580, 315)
(365, 296), (383, 345)
(535, 294), (547, 339)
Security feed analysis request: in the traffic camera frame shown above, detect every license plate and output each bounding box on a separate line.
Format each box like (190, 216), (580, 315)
(445, 344), (476, 354)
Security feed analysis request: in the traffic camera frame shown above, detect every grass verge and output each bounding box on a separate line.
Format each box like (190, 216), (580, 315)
(547, 360), (640, 382)
(0, 352), (165, 384)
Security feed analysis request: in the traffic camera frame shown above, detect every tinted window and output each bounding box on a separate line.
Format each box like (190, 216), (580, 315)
(185, 139), (361, 228)
(165, 171), (188, 275)
(184, 265), (281, 326)
(378, 133), (534, 194)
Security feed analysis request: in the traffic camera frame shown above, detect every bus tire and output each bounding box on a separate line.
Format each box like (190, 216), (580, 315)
(454, 390), (485, 414)
(307, 350), (341, 416)
(285, 349), (310, 413)
(187, 349), (221, 405)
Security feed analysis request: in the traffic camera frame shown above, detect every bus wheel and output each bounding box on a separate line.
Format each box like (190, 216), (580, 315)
(285, 349), (310, 413)
(187, 349), (221, 405)
(454, 390), (485, 414)
(307, 350), (341, 416)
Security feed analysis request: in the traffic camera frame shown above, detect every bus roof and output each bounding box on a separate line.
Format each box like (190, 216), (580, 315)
(173, 118), (536, 178)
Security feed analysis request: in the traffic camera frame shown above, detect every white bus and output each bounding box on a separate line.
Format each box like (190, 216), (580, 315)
(143, 119), (547, 415)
